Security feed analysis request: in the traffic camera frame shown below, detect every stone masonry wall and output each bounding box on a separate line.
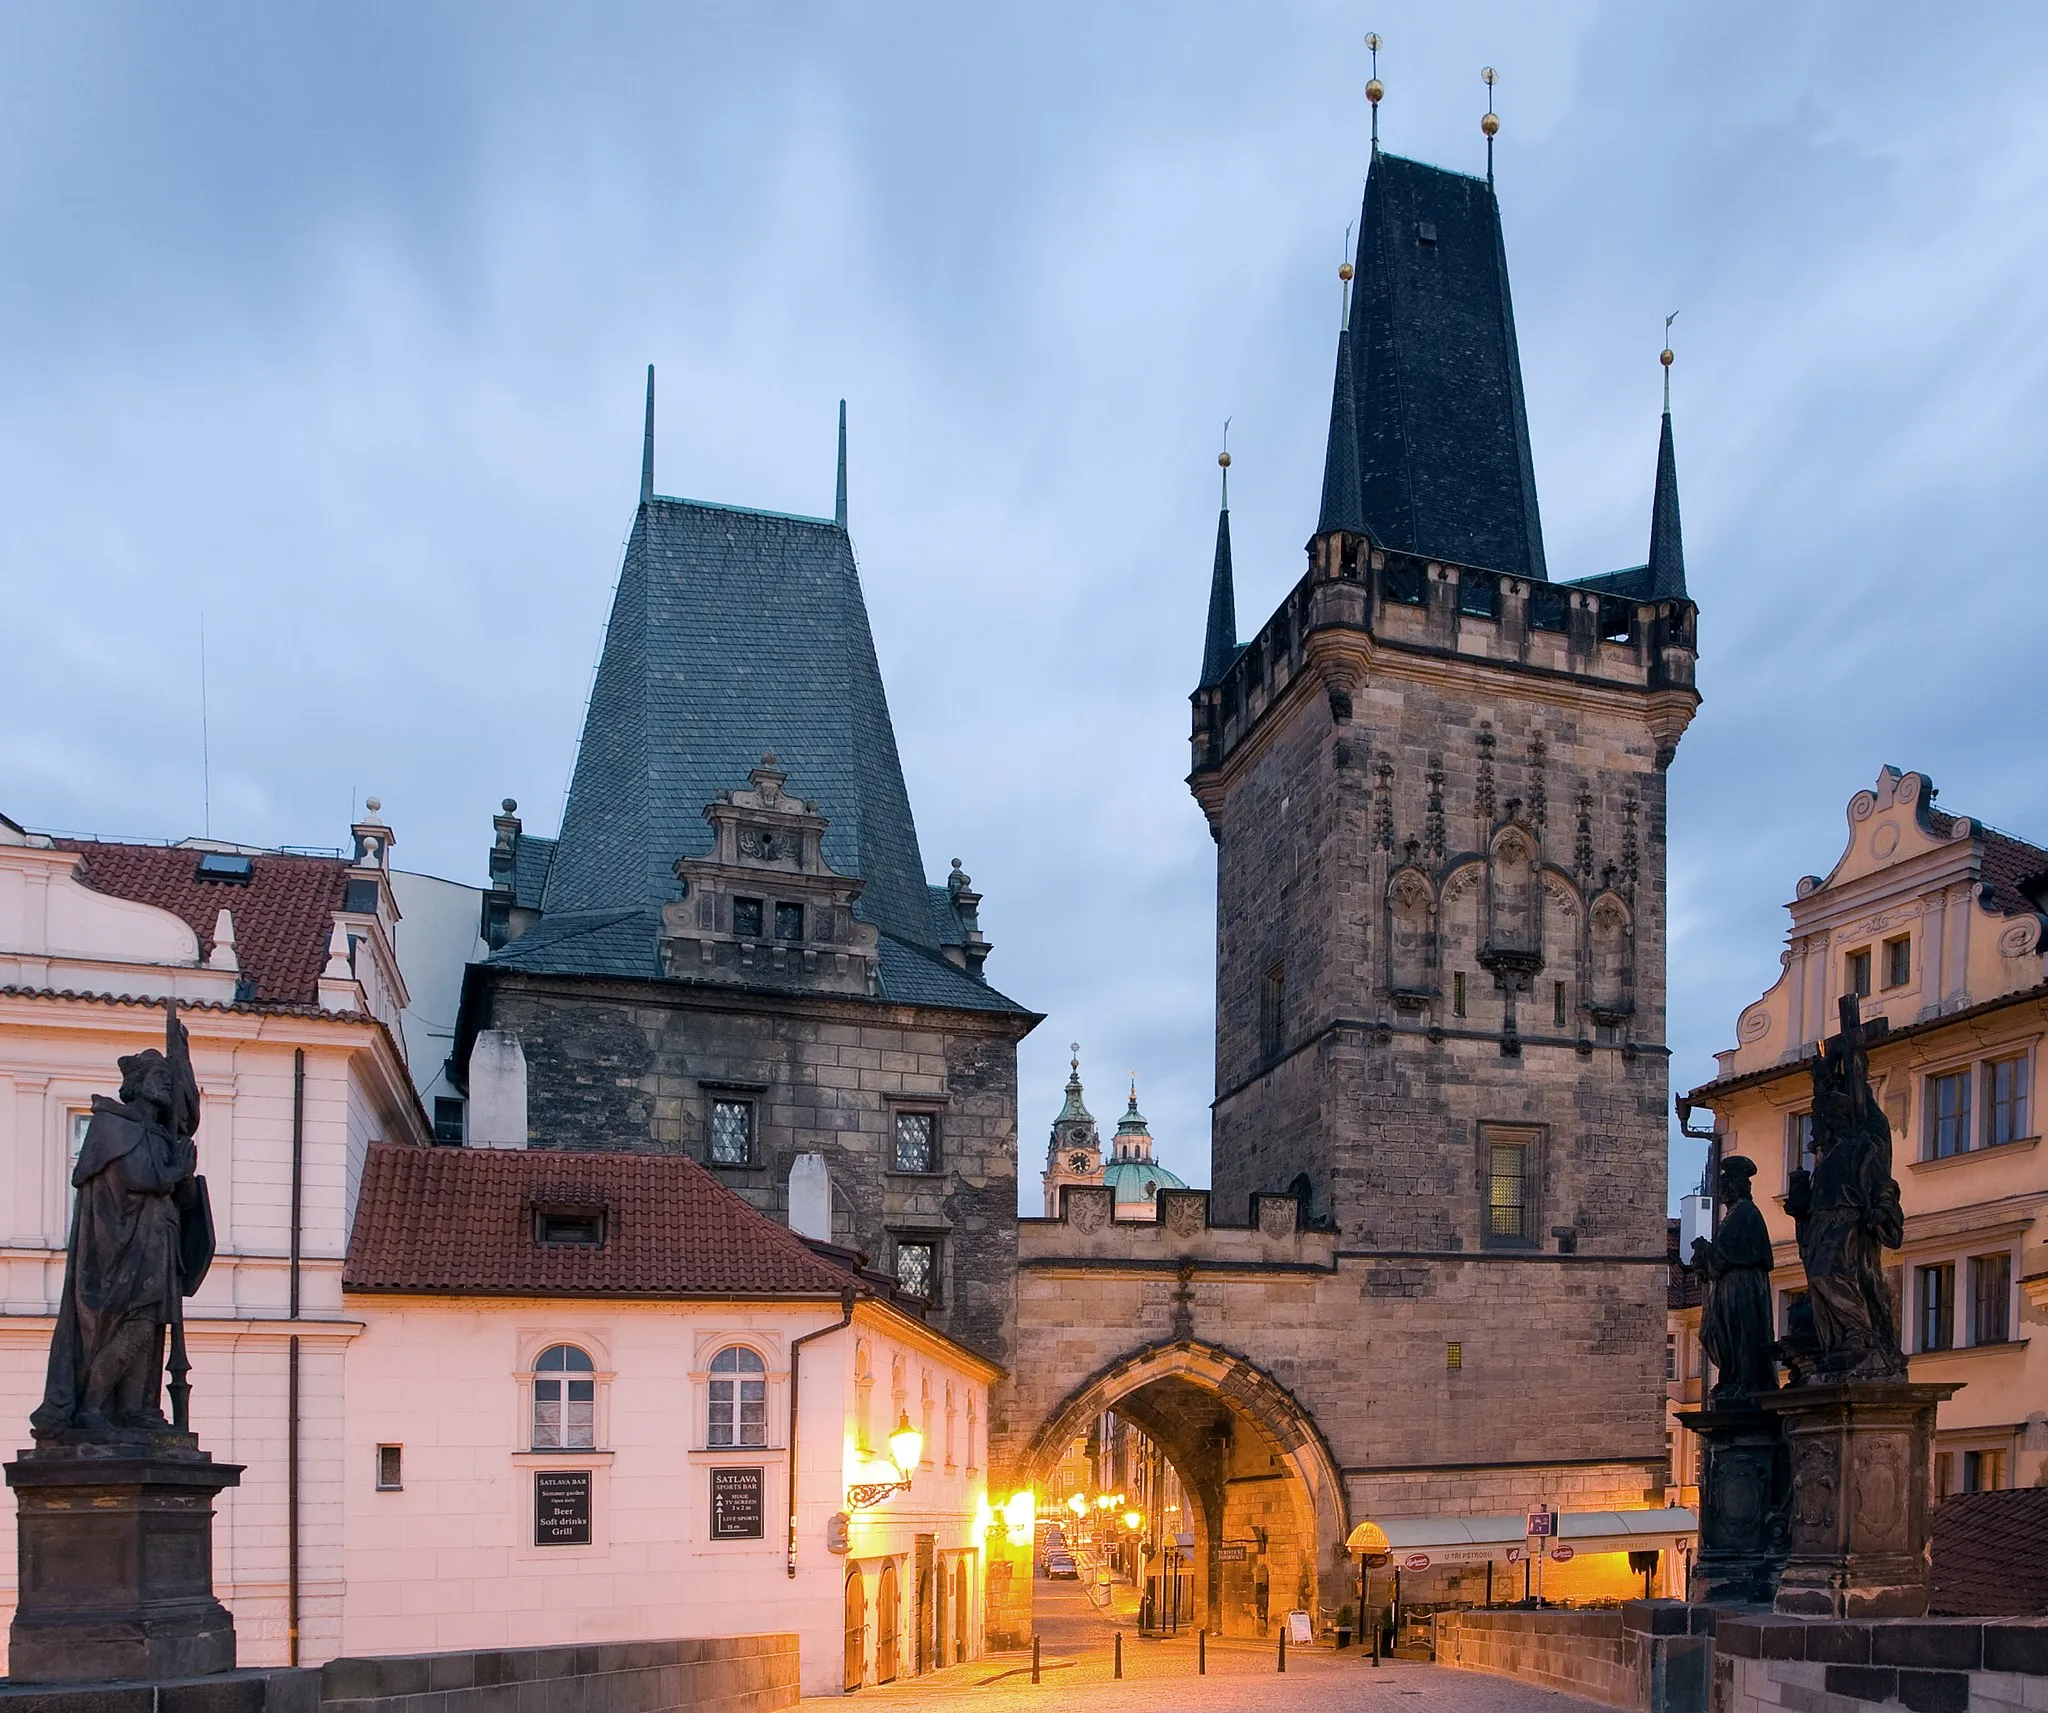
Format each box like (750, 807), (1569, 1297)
(482, 974), (1025, 1378)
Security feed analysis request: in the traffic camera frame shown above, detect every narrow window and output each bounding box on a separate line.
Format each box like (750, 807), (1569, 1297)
(1784, 1112), (1815, 1186)
(1261, 965), (1286, 1059)
(533, 1344), (596, 1450)
(893, 1112), (938, 1174)
(708, 1346), (768, 1448)
(1883, 936), (1911, 990)
(534, 1208), (605, 1247)
(1453, 971), (1467, 1019)
(376, 1445), (403, 1491)
(1445, 1341), (1462, 1371)
(1845, 947), (1872, 998)
(709, 1098), (754, 1166)
(1552, 981), (1566, 1030)
(1665, 1333), (1676, 1382)
(1988, 1055), (2030, 1146)
(1486, 1139), (1527, 1241)
(895, 1239), (938, 1301)
(1933, 1452), (1956, 1499)
(732, 897), (764, 939)
(774, 902), (805, 942)
(1969, 1253), (2011, 1346)
(1927, 1071), (1972, 1159)
(1963, 1449), (2007, 1493)
(1917, 1264), (1955, 1353)
(432, 1097), (466, 1144)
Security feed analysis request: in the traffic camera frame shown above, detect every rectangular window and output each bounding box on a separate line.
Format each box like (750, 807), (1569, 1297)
(1969, 1252), (2011, 1346)
(1963, 1449), (2007, 1493)
(1845, 947), (1872, 998)
(773, 902), (804, 942)
(1446, 1341), (1462, 1371)
(895, 1239), (937, 1301)
(1261, 965), (1286, 1059)
(708, 1369), (767, 1448)
(344, 877), (381, 915)
(533, 1378), (595, 1450)
(1933, 1451), (1956, 1499)
(1552, 981), (1566, 1030)
(709, 1099), (754, 1166)
(893, 1112), (938, 1174)
(376, 1445), (403, 1491)
(432, 1097), (466, 1144)
(1453, 971), (1467, 1019)
(535, 1208), (605, 1247)
(1927, 1070), (1972, 1159)
(1883, 936), (1911, 990)
(1486, 1139), (1528, 1242)
(732, 897), (764, 939)
(1917, 1262), (1955, 1352)
(1785, 1111), (1815, 1186)
(1665, 1333), (1676, 1382)
(1988, 1055), (2030, 1146)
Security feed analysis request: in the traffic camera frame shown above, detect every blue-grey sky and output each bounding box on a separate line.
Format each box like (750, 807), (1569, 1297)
(4, 4), (2045, 1211)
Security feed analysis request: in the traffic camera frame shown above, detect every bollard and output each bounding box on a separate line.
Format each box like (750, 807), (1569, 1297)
(1372, 1617), (1381, 1668)
(1114, 1630), (1123, 1680)
(1198, 1628), (1207, 1675)
(1278, 1625), (1287, 1673)
(1031, 1634), (1041, 1684)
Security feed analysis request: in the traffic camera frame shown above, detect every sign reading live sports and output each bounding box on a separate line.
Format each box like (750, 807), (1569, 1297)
(711, 1467), (765, 1539)
(535, 1470), (592, 1546)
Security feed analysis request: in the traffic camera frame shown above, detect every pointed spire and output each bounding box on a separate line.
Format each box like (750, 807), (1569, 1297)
(1647, 334), (1687, 600)
(640, 364), (655, 505)
(834, 399), (848, 529)
(1318, 240), (1366, 539)
(1199, 439), (1238, 688)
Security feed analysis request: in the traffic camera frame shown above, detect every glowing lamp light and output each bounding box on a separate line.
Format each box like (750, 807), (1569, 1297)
(887, 1412), (925, 1478)
(1122, 1510), (1144, 1532)
(1096, 1495), (1115, 1511)
(1067, 1495), (1087, 1518)
(1002, 1489), (1036, 1547)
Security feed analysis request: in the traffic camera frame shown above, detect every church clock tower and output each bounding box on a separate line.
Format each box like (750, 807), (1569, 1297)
(1040, 1046), (1103, 1215)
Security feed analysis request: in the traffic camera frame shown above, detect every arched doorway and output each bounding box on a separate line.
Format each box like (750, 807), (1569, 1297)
(875, 1561), (900, 1684)
(842, 1568), (866, 1692)
(1019, 1339), (1347, 1640)
(953, 1558), (969, 1661)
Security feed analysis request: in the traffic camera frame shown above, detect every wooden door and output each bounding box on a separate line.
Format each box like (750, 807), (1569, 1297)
(843, 1569), (866, 1692)
(876, 1561), (900, 1684)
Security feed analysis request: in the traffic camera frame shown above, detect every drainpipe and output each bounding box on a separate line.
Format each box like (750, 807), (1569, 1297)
(288, 1049), (305, 1666)
(787, 1289), (857, 1578)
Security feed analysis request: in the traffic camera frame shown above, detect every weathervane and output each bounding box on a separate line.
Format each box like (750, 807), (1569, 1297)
(1662, 310), (1679, 410)
(1365, 33), (1383, 152)
(1218, 418), (1231, 506)
(1482, 67), (1499, 183)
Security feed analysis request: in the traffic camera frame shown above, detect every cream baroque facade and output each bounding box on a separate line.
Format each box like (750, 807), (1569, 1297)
(1680, 767), (2048, 1493)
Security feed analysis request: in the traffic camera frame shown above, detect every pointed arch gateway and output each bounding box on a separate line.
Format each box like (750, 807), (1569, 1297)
(1019, 1339), (1349, 1638)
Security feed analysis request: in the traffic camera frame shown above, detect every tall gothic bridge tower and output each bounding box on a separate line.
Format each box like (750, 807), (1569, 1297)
(1005, 110), (1699, 1641)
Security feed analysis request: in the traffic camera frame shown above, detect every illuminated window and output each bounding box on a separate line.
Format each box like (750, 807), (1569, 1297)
(708, 1346), (767, 1448)
(532, 1345), (596, 1450)
(895, 1239), (938, 1301)
(1486, 1139), (1528, 1242)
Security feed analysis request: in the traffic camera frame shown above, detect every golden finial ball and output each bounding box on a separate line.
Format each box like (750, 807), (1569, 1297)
(1481, 111), (1500, 138)
(1660, 348), (1675, 368)
(1365, 77), (1384, 104)
(1218, 451), (1232, 469)
(1339, 261), (1354, 282)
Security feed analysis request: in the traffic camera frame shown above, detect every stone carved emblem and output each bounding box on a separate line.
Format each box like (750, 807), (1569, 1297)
(1163, 1195), (1205, 1238)
(1067, 1191), (1110, 1234)
(1258, 1199), (1297, 1239)
(1789, 1438), (1838, 1548)
(1851, 1437), (1907, 1551)
(1738, 1004), (1771, 1042)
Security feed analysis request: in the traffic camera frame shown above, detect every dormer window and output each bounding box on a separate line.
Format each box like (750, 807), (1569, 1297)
(194, 852), (253, 883)
(534, 1207), (606, 1247)
(774, 902), (804, 942)
(732, 897), (764, 939)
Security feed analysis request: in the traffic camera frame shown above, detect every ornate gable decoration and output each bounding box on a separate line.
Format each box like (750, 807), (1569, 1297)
(659, 755), (879, 996)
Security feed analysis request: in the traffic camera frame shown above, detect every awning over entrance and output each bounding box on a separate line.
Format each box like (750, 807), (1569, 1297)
(1346, 1508), (1698, 1568)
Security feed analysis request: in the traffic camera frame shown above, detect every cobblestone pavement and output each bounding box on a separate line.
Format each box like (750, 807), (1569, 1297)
(814, 1574), (1609, 1712)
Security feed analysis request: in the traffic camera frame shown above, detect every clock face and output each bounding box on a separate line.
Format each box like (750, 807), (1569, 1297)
(1068, 1152), (1091, 1171)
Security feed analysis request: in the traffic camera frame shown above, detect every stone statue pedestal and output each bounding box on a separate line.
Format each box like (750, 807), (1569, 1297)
(1763, 1380), (1958, 1620)
(1675, 1404), (1789, 1607)
(5, 1434), (243, 1683)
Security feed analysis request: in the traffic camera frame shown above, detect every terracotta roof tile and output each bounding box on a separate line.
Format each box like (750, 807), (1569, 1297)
(343, 1142), (863, 1299)
(1931, 1489), (2048, 1617)
(1667, 1218), (1704, 1312)
(57, 841), (347, 1006)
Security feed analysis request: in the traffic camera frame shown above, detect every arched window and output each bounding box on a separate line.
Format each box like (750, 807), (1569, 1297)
(533, 1344), (595, 1450)
(708, 1346), (767, 1447)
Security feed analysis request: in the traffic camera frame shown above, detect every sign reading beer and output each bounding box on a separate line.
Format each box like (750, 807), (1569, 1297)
(710, 1466), (764, 1540)
(535, 1469), (592, 1546)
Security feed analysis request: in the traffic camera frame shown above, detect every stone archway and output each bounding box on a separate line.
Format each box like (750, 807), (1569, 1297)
(1018, 1339), (1349, 1637)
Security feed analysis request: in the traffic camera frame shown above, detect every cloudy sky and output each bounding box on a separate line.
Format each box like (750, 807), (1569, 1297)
(4, 4), (2045, 1210)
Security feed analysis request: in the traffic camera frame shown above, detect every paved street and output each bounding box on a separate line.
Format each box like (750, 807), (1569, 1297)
(811, 1572), (1608, 1712)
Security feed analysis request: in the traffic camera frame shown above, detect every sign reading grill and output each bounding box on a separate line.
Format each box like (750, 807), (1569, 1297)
(710, 1467), (764, 1540)
(535, 1469), (592, 1546)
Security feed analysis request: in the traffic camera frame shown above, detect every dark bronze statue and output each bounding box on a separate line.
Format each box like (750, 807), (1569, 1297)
(1690, 1155), (1780, 1403)
(1785, 994), (1906, 1382)
(31, 1003), (214, 1439)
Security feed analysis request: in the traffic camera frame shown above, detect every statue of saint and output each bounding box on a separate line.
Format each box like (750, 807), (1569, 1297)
(32, 1004), (214, 1439)
(1784, 995), (1906, 1382)
(1690, 1155), (1779, 1404)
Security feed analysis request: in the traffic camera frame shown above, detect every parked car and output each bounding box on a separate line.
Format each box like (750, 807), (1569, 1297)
(1045, 1552), (1079, 1580)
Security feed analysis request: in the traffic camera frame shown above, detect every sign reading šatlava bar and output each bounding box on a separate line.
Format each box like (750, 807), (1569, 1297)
(535, 1470), (591, 1545)
(710, 1467), (764, 1539)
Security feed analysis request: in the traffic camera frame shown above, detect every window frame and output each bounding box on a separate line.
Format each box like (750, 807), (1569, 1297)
(432, 1097), (466, 1144)
(707, 1094), (757, 1169)
(376, 1444), (403, 1491)
(1882, 935), (1912, 991)
(773, 901), (805, 943)
(1784, 1110), (1816, 1189)
(731, 896), (765, 940)
(1477, 1123), (1542, 1250)
(1916, 1262), (1956, 1353)
(706, 1344), (770, 1449)
(1844, 946), (1872, 999)
(1986, 1053), (2031, 1147)
(1968, 1251), (2012, 1347)
(1261, 964), (1287, 1061)
(889, 1109), (941, 1177)
(892, 1234), (942, 1304)
(529, 1342), (600, 1452)
(1925, 1067), (1974, 1160)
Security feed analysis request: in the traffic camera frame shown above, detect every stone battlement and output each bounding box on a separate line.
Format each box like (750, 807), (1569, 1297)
(1019, 1184), (1339, 1268)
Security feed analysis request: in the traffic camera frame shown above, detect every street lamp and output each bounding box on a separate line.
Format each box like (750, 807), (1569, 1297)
(845, 1411), (924, 1510)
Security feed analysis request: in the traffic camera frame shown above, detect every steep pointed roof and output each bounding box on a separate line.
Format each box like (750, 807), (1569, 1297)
(1316, 327), (1365, 537)
(1344, 152), (1547, 580)
(542, 494), (936, 952)
(1199, 499), (1238, 687)
(1645, 408), (1686, 600)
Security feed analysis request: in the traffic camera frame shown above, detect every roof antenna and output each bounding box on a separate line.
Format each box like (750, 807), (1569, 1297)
(1365, 34), (1383, 155)
(640, 364), (655, 505)
(1339, 223), (1355, 325)
(1661, 311), (1679, 411)
(1219, 417), (1231, 509)
(835, 399), (848, 529)
(1482, 67), (1499, 185)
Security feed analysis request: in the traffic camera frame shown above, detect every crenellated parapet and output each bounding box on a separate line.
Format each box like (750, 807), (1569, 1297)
(1021, 1183), (1338, 1271)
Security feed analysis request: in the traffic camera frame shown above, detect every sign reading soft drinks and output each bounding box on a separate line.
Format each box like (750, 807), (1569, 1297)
(535, 1470), (592, 1546)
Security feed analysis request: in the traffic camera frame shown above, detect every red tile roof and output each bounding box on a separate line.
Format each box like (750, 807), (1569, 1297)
(344, 1142), (864, 1299)
(59, 840), (347, 1006)
(1931, 1489), (2048, 1617)
(1666, 1218), (1704, 1312)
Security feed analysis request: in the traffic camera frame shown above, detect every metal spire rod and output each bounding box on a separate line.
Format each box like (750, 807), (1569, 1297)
(1365, 34), (1383, 153)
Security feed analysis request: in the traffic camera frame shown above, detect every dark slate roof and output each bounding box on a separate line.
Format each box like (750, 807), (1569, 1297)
(1930, 1489), (2048, 1616)
(1199, 503), (1238, 688)
(511, 834), (556, 912)
(1316, 327), (1366, 538)
(542, 496), (933, 951)
(1646, 409), (1686, 599)
(1343, 153), (1547, 580)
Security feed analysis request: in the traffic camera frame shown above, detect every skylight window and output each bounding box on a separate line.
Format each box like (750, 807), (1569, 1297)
(194, 852), (254, 883)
